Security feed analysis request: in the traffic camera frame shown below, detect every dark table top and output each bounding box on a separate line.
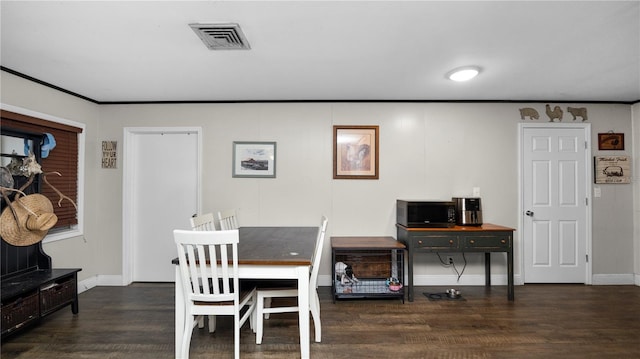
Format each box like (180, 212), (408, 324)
(237, 226), (318, 265)
(172, 226), (318, 266)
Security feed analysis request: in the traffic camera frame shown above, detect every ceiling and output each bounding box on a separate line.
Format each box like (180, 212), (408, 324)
(1, 1), (639, 104)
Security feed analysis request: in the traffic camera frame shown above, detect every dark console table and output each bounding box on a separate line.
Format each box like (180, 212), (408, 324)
(396, 223), (515, 302)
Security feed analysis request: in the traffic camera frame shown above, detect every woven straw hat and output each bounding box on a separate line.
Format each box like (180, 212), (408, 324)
(0, 194), (58, 246)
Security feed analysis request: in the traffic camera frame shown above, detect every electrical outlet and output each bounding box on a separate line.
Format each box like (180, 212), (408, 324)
(447, 256), (454, 264)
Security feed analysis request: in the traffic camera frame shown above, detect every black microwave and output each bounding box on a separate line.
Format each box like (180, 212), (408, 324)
(396, 200), (456, 228)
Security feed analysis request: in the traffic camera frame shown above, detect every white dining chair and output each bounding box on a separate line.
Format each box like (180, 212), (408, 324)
(190, 212), (216, 231)
(218, 208), (239, 230)
(189, 213), (217, 331)
(254, 216), (328, 344)
(174, 229), (256, 359)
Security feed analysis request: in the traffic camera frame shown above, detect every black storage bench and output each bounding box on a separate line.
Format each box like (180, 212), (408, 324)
(2, 267), (81, 338)
(0, 126), (82, 339)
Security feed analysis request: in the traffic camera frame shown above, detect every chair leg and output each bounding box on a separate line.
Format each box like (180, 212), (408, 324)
(183, 316), (195, 359)
(250, 297), (257, 333)
(264, 297), (272, 319)
(256, 293), (265, 344)
(208, 315), (216, 333)
(310, 291), (321, 342)
(197, 315), (205, 329)
(249, 296), (256, 333)
(234, 313), (241, 359)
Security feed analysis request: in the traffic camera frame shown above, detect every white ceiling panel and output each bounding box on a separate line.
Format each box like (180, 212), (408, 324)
(1, 1), (638, 103)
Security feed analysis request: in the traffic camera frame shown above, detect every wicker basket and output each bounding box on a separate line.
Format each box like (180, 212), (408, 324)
(1, 292), (40, 335)
(40, 277), (76, 315)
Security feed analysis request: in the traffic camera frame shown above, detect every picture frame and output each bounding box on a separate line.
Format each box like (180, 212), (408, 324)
(597, 133), (624, 150)
(232, 141), (276, 178)
(594, 156), (630, 184)
(333, 125), (379, 179)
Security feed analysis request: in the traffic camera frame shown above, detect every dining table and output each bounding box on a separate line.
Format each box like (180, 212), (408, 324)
(173, 226), (319, 359)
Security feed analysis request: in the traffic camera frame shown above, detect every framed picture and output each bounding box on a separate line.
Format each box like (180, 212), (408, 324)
(598, 133), (624, 150)
(594, 156), (630, 184)
(232, 141), (276, 178)
(333, 125), (379, 179)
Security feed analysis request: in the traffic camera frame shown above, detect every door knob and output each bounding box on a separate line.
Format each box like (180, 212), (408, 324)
(525, 210), (534, 217)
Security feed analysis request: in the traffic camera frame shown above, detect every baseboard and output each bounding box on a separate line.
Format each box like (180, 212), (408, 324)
(97, 274), (125, 286)
(592, 273), (636, 285)
(411, 274), (514, 286)
(318, 274), (332, 287)
(77, 276), (97, 293)
(77, 275), (123, 294)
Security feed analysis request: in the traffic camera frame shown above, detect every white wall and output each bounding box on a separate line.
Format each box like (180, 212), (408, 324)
(589, 104), (635, 284)
(1, 72), (101, 290)
(2, 71), (637, 288)
(98, 101), (634, 286)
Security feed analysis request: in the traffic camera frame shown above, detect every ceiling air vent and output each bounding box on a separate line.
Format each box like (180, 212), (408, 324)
(189, 23), (250, 50)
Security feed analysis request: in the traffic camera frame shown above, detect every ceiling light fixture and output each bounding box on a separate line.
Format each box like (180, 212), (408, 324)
(447, 66), (480, 82)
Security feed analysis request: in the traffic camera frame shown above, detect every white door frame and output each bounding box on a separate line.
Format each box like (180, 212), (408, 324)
(122, 127), (202, 285)
(518, 122), (593, 285)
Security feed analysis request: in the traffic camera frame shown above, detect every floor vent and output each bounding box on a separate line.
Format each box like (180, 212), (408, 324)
(189, 23), (250, 50)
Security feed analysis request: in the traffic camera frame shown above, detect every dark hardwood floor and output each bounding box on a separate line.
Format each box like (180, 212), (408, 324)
(2, 283), (639, 358)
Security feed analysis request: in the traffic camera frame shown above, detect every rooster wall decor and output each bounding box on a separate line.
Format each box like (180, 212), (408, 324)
(545, 104), (563, 122)
(518, 106), (588, 122)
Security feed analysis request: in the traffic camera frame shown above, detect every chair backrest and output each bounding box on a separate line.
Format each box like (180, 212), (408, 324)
(218, 209), (239, 230)
(309, 216), (328, 290)
(190, 213), (216, 231)
(174, 229), (240, 304)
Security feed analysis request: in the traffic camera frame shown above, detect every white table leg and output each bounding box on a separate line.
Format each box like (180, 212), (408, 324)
(175, 265), (185, 358)
(297, 265), (310, 359)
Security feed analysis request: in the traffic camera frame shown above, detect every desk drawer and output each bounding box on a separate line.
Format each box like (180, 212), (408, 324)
(462, 235), (510, 249)
(412, 235), (459, 250)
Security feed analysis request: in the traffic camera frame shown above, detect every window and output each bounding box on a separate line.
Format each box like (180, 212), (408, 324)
(1, 107), (84, 241)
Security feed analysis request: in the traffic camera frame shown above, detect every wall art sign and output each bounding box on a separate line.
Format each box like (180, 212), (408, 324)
(333, 125), (379, 179)
(102, 140), (117, 169)
(597, 133), (624, 150)
(594, 156), (630, 184)
(232, 141), (276, 178)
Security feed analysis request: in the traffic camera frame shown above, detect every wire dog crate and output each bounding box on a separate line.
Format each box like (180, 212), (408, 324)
(331, 236), (405, 303)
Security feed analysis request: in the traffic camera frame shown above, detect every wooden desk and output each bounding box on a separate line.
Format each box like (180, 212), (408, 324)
(173, 226), (318, 359)
(396, 223), (515, 302)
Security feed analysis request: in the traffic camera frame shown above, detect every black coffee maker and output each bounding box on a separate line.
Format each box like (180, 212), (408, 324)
(452, 197), (483, 226)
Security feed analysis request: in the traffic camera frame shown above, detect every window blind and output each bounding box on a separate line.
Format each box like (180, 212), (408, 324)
(1, 110), (82, 228)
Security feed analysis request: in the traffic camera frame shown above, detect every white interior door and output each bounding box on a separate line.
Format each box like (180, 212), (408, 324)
(522, 124), (590, 283)
(130, 130), (199, 282)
